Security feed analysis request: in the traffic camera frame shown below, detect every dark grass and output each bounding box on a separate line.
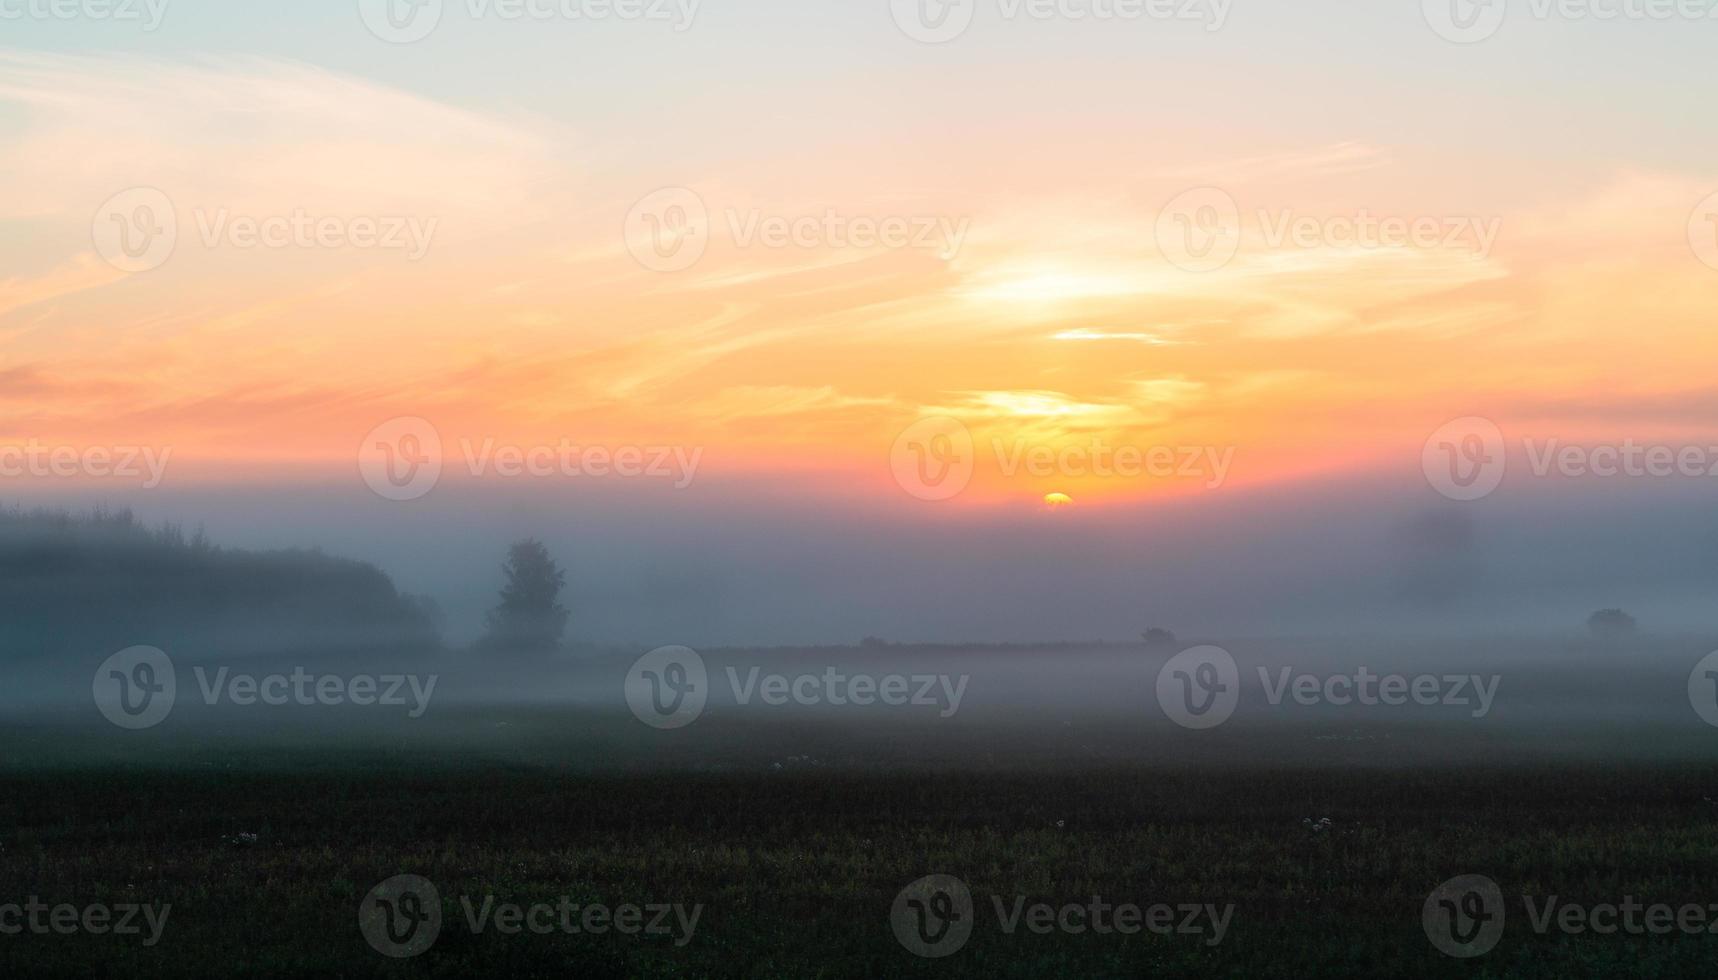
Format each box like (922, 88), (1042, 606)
(3, 762), (1718, 977)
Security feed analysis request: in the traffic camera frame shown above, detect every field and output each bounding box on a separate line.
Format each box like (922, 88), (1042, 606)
(4, 702), (1718, 977)
(6, 640), (1718, 976)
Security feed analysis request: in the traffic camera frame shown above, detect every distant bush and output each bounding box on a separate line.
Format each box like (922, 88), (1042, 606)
(0, 506), (440, 662)
(1586, 608), (1638, 642)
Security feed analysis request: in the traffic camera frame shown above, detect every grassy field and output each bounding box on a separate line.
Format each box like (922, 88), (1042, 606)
(3, 752), (1718, 977)
(6, 639), (1718, 976)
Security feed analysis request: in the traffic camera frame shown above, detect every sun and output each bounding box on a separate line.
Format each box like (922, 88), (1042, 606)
(1043, 492), (1074, 509)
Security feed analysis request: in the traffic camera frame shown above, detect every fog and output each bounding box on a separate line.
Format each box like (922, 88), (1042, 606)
(5, 458), (1715, 772)
(14, 461), (1718, 648)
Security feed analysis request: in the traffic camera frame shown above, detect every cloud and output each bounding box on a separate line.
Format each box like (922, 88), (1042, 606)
(0, 51), (568, 226)
(0, 254), (124, 319)
(1050, 328), (1180, 345)
(1153, 142), (1390, 185)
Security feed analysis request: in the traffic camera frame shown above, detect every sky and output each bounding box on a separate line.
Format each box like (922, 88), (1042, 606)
(2, 1), (1717, 643)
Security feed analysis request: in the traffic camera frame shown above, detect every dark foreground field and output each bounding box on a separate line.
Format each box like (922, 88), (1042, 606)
(3, 758), (1718, 978)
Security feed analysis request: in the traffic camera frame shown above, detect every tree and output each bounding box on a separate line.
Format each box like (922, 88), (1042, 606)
(1142, 628), (1178, 653)
(483, 540), (569, 653)
(1587, 608), (1637, 642)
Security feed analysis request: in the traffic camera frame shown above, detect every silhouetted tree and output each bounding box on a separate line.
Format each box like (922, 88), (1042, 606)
(483, 540), (569, 653)
(1142, 628), (1178, 653)
(1587, 609), (1638, 642)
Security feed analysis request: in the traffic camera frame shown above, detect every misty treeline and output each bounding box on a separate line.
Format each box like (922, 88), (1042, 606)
(0, 507), (569, 663)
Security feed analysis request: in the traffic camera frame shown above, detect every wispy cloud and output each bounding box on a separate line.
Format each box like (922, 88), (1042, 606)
(0, 51), (568, 224)
(1153, 142), (1390, 185)
(1051, 328), (1180, 345)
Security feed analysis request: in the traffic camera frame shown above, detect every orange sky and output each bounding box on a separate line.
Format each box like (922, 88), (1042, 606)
(3, 41), (1717, 507)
